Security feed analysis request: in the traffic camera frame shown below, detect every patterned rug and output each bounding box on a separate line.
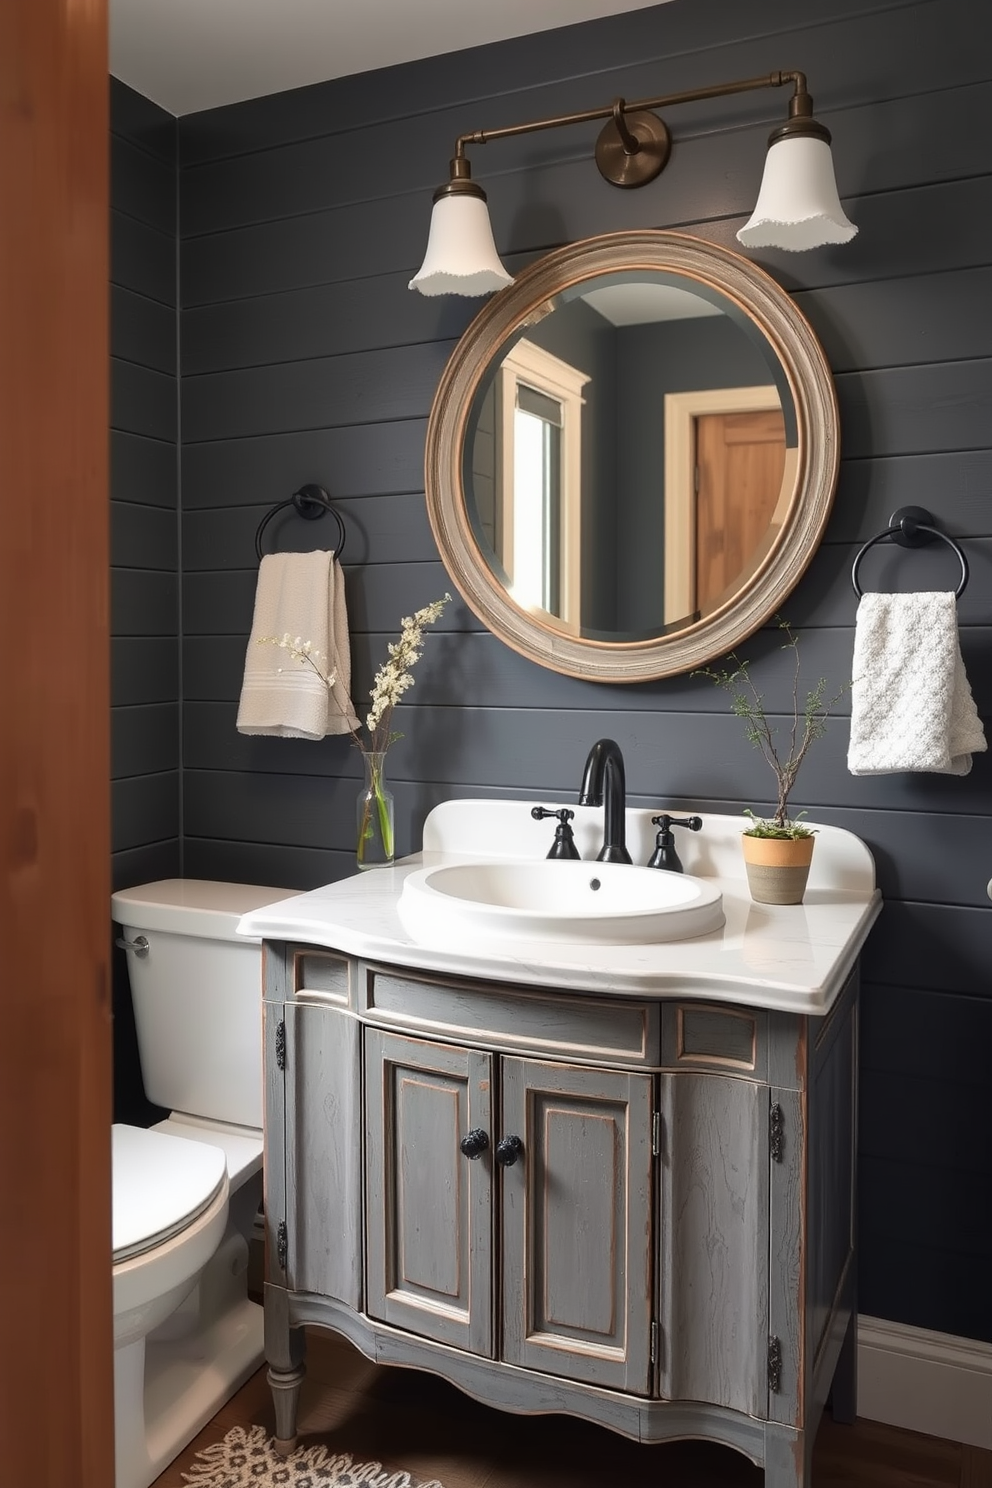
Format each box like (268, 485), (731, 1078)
(182, 1424), (445, 1487)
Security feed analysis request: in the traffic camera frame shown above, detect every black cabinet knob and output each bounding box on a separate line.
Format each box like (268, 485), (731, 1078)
(459, 1128), (489, 1160)
(495, 1134), (524, 1167)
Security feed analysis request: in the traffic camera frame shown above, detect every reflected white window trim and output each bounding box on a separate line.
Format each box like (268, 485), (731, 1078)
(497, 339), (590, 634)
(662, 384), (794, 626)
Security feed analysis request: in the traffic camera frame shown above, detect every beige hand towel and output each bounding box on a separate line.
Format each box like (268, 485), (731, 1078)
(847, 591), (986, 776)
(236, 551), (359, 739)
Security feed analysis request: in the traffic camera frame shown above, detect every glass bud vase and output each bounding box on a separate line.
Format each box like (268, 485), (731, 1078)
(356, 751), (395, 870)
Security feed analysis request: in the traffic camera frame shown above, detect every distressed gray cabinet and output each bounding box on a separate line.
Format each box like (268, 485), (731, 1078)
(262, 946), (858, 1488)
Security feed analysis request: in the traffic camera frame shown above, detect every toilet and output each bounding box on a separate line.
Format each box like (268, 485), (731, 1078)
(110, 878), (297, 1488)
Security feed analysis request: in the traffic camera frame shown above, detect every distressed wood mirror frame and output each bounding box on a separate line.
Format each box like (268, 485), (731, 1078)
(424, 230), (839, 683)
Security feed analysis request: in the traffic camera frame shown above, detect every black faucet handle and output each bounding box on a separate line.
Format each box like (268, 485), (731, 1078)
(647, 814), (703, 872)
(531, 806), (581, 860)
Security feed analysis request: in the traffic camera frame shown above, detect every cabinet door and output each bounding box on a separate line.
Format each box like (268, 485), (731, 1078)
(500, 1057), (654, 1393)
(284, 1001), (363, 1306)
(365, 1029), (494, 1356)
(658, 1071), (768, 1415)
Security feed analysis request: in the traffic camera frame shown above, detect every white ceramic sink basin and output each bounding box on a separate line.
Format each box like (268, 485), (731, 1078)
(397, 858), (724, 946)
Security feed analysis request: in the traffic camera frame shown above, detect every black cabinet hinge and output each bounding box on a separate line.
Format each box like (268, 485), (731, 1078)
(768, 1335), (783, 1393)
(275, 1019), (286, 1071)
(276, 1220), (288, 1272)
(770, 1102), (784, 1162)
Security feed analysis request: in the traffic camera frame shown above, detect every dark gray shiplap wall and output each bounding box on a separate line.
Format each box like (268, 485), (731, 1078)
(111, 0), (992, 1342)
(110, 81), (178, 1122)
(111, 80), (180, 887)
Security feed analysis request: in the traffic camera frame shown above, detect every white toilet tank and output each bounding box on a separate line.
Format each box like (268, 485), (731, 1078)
(112, 879), (298, 1129)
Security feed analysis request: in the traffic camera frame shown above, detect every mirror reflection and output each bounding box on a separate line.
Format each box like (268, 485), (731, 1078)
(464, 272), (798, 645)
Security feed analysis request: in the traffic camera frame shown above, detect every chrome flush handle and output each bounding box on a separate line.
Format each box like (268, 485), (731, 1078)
(115, 934), (149, 958)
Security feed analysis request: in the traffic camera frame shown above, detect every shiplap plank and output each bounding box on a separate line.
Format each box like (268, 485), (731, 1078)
(860, 1067), (992, 1172)
(861, 903), (992, 998)
(861, 983), (992, 1086)
(182, 340), (456, 443)
(111, 839), (181, 892)
(111, 284), (176, 374)
(111, 132), (176, 235)
(111, 210), (175, 306)
(111, 500), (178, 571)
(182, 270), (475, 375)
(181, 419), (427, 509)
(111, 356), (177, 442)
(859, 1152), (989, 1258)
(111, 772), (180, 854)
(112, 569), (179, 637)
(111, 431), (177, 509)
(800, 269), (992, 375)
(182, 837), (344, 889)
(112, 704), (180, 779)
(836, 360), (992, 460)
(112, 638), (180, 708)
(858, 1229), (992, 1341)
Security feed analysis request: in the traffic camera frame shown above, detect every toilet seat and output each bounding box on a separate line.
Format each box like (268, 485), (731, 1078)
(112, 1124), (227, 1263)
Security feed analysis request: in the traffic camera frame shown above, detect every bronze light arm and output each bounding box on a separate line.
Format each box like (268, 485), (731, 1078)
(434, 71), (827, 200)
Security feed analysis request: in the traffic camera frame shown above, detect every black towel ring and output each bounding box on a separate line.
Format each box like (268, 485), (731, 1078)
(851, 505), (968, 599)
(254, 484), (346, 563)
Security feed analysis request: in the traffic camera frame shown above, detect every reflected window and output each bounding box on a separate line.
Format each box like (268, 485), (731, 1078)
(497, 339), (589, 631)
(513, 383), (562, 614)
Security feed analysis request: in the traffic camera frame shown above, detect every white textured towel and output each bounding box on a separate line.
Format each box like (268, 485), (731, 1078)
(236, 551), (359, 739)
(848, 591), (986, 776)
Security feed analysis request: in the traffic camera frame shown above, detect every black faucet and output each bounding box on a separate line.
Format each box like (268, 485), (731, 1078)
(578, 739), (632, 864)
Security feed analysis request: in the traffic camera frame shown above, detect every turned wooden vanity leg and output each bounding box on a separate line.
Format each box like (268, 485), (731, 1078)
(830, 1307), (858, 1424)
(264, 1284), (306, 1453)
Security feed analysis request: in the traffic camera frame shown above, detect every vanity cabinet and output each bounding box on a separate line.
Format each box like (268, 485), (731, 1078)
(261, 945), (858, 1488)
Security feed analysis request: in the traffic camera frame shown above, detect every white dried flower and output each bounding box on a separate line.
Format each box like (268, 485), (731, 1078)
(260, 592), (451, 756)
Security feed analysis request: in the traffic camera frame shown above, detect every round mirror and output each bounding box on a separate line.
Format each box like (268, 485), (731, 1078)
(425, 231), (839, 682)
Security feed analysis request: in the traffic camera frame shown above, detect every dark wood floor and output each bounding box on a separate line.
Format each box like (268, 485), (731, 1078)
(151, 1325), (992, 1488)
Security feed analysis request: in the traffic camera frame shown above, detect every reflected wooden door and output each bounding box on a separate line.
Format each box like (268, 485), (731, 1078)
(694, 408), (786, 612)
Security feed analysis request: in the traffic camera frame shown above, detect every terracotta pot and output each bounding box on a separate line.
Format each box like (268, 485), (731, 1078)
(741, 832), (815, 905)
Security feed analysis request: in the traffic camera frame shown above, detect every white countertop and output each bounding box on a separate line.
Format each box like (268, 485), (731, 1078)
(238, 802), (882, 1017)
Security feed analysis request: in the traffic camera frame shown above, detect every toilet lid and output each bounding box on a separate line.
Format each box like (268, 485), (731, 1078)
(112, 1124), (227, 1263)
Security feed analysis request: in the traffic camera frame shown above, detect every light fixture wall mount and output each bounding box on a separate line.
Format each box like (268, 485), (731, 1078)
(409, 69), (857, 296)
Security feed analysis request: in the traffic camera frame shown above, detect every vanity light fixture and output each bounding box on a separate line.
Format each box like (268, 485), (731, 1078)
(409, 70), (857, 296)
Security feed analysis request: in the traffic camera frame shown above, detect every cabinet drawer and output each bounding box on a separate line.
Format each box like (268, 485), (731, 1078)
(363, 965), (660, 1065)
(292, 949), (351, 1006)
(662, 1002), (767, 1078)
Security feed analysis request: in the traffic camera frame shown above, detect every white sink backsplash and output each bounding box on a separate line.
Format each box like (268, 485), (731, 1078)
(422, 799), (876, 895)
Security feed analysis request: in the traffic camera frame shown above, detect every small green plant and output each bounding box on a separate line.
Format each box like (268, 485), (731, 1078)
(694, 620), (845, 838)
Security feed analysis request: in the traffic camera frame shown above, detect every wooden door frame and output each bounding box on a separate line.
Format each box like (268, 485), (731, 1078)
(0, 1), (115, 1482)
(663, 385), (786, 624)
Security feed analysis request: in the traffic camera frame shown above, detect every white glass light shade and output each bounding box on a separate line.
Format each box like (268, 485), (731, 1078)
(409, 193), (514, 297)
(737, 134), (858, 251)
